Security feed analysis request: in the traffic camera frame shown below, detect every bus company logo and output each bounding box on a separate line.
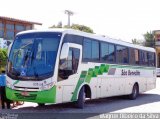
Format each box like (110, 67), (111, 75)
(121, 69), (140, 76)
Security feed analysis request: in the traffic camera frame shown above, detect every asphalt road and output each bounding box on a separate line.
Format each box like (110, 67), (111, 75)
(1, 78), (160, 119)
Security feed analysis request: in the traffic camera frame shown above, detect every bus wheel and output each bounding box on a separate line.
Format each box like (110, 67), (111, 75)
(38, 103), (45, 106)
(76, 87), (85, 109)
(129, 83), (139, 100)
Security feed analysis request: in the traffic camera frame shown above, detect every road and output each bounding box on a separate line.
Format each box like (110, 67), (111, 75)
(0, 78), (160, 119)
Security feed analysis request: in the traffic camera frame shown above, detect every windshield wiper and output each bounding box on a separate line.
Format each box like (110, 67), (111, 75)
(30, 39), (40, 79)
(33, 67), (39, 78)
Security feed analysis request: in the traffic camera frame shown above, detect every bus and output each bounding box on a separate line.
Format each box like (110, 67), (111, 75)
(6, 29), (156, 108)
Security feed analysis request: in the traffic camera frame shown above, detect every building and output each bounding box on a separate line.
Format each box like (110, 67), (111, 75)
(153, 30), (160, 68)
(153, 30), (160, 76)
(0, 16), (42, 48)
(0, 38), (7, 48)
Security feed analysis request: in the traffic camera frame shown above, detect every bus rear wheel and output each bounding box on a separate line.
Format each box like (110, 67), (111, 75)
(76, 87), (85, 109)
(129, 83), (139, 100)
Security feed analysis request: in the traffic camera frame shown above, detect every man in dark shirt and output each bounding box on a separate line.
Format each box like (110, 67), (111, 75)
(0, 71), (11, 109)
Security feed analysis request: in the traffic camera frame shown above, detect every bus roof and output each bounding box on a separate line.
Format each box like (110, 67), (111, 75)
(17, 28), (155, 53)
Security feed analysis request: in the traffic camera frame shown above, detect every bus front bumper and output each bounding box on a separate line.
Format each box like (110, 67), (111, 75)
(6, 86), (56, 103)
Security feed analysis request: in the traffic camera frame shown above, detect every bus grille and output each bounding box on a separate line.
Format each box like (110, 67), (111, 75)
(15, 93), (37, 100)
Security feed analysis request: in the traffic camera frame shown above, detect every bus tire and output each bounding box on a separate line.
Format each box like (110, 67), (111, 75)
(129, 83), (139, 100)
(38, 103), (45, 106)
(76, 86), (85, 109)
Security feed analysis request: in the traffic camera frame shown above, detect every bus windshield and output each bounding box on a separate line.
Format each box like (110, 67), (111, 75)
(7, 32), (62, 80)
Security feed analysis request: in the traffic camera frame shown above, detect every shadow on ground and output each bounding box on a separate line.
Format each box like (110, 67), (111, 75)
(1, 93), (160, 119)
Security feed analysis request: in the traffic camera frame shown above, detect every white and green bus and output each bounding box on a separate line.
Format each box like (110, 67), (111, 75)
(6, 29), (156, 108)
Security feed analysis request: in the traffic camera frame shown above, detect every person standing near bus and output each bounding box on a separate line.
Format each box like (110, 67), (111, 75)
(0, 71), (11, 109)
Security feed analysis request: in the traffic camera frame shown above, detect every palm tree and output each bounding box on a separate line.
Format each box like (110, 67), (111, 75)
(143, 31), (154, 47)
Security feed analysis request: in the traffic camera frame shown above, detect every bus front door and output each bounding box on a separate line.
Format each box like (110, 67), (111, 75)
(57, 44), (81, 103)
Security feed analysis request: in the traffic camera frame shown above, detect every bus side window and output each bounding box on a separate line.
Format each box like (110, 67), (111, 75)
(58, 48), (80, 81)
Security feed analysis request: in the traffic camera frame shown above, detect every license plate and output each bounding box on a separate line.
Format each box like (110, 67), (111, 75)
(21, 91), (29, 96)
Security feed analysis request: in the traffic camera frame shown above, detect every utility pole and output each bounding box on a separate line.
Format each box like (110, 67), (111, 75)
(64, 10), (74, 27)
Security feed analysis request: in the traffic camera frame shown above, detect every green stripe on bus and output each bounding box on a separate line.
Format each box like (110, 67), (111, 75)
(71, 64), (110, 101)
(71, 74), (85, 101)
(13, 80), (20, 85)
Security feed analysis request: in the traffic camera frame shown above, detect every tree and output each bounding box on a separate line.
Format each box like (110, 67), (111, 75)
(0, 49), (7, 73)
(57, 21), (62, 28)
(50, 21), (62, 28)
(143, 31), (154, 47)
(132, 38), (142, 45)
(50, 23), (94, 33)
(71, 24), (94, 33)
(64, 24), (94, 33)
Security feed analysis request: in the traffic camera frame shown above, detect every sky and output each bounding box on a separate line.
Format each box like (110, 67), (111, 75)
(1, 0), (160, 42)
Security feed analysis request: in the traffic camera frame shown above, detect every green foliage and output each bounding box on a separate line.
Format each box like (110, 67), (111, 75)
(69, 24), (94, 33)
(50, 21), (62, 28)
(143, 31), (154, 47)
(0, 48), (7, 72)
(132, 38), (142, 45)
(50, 23), (94, 33)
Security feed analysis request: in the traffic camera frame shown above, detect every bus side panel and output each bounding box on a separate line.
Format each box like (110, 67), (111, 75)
(124, 77), (146, 95)
(146, 69), (156, 91)
(88, 77), (97, 99)
(147, 77), (156, 91)
(56, 74), (79, 103)
(124, 68), (156, 95)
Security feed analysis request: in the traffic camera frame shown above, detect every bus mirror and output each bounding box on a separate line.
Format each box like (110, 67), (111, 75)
(60, 43), (69, 59)
(7, 43), (13, 57)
